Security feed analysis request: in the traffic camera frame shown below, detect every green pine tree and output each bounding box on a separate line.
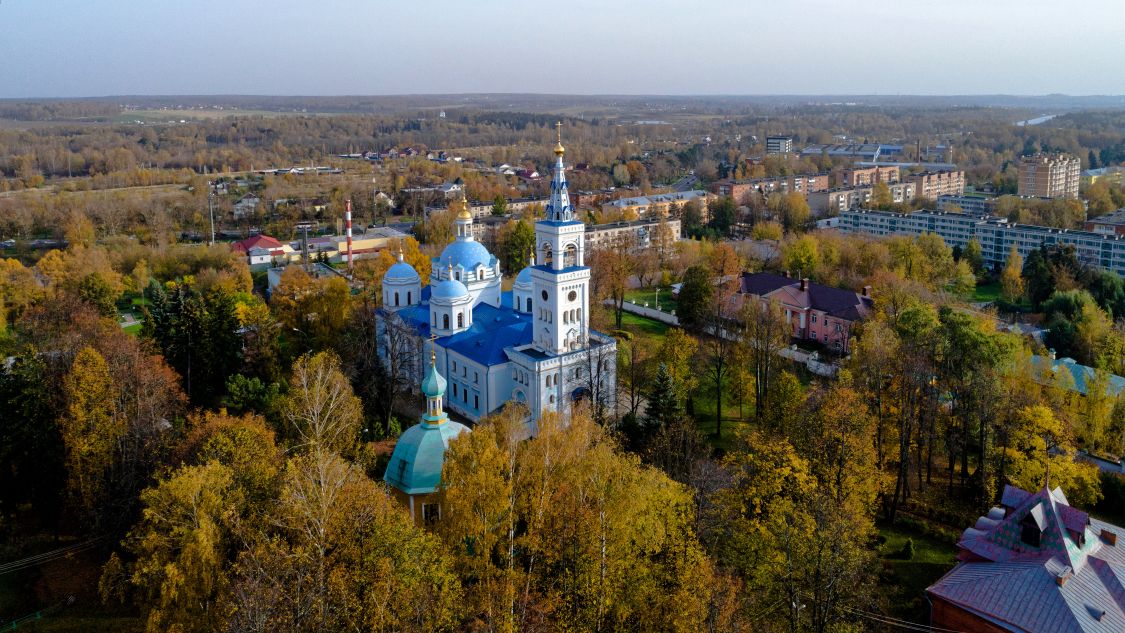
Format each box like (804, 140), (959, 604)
(644, 363), (681, 429)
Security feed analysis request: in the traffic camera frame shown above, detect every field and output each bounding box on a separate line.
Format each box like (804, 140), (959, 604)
(114, 108), (319, 124)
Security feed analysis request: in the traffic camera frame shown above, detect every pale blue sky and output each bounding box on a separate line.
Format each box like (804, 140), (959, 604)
(1, 0), (1122, 97)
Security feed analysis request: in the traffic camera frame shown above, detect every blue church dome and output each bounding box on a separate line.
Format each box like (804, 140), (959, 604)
(385, 260), (419, 282)
(383, 420), (469, 494)
(513, 266), (533, 288)
(440, 239), (492, 272)
(431, 277), (469, 301)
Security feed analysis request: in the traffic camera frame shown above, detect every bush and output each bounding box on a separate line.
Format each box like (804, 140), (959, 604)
(898, 538), (916, 561)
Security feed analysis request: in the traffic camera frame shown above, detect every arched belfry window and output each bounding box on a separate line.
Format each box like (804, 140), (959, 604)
(457, 312), (464, 328)
(564, 243), (578, 267)
(443, 314), (450, 330)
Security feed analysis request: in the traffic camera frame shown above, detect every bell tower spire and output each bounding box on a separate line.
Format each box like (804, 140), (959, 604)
(531, 123), (591, 355)
(545, 121), (574, 222)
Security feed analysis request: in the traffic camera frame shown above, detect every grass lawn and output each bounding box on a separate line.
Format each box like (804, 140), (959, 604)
(876, 521), (957, 624)
(623, 287), (677, 312)
(971, 280), (1002, 303)
(617, 310), (671, 339)
(122, 323), (143, 336)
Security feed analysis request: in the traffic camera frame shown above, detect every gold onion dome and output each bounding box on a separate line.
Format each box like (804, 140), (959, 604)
(554, 121), (565, 156)
(454, 192), (472, 220)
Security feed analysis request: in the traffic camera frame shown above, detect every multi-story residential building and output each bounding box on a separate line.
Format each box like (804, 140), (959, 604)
(585, 217), (682, 251)
(937, 193), (998, 217)
(736, 272), (872, 354)
(837, 165), (900, 187)
(1018, 153), (1081, 199)
(601, 190), (710, 218)
(765, 136), (793, 155)
(839, 209), (1125, 275)
(710, 174), (831, 201)
(1086, 208), (1125, 236)
(808, 182), (917, 215)
(907, 170), (966, 200)
(430, 196), (549, 220)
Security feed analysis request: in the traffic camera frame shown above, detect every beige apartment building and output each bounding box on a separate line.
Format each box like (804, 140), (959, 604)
(837, 165), (900, 187)
(907, 170), (966, 200)
(1018, 153), (1080, 199)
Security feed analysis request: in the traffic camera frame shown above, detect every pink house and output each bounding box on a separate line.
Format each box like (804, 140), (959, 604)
(737, 272), (872, 353)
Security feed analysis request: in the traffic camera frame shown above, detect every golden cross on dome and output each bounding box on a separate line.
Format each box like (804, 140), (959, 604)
(429, 333), (438, 364)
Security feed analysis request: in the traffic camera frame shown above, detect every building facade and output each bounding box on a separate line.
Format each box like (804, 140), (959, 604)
(839, 209), (1125, 275)
(1085, 208), (1125, 237)
(937, 193), (998, 217)
(906, 170), (966, 200)
(807, 182), (916, 215)
(737, 272), (872, 354)
(711, 173), (831, 201)
(765, 136), (793, 155)
(1018, 153), (1081, 199)
(378, 130), (617, 431)
(601, 190), (710, 218)
(585, 217), (682, 251)
(837, 165), (900, 187)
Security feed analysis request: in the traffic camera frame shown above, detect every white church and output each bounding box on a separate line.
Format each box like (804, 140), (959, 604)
(378, 125), (617, 431)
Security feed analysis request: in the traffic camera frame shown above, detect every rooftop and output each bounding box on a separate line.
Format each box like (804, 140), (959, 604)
(928, 484), (1125, 633)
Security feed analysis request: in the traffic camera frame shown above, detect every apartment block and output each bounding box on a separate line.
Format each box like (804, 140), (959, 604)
(839, 209), (1125, 276)
(1018, 153), (1080, 199)
(710, 173), (830, 201)
(936, 193), (998, 217)
(907, 170), (966, 200)
(766, 136), (793, 155)
(808, 182), (916, 215)
(837, 165), (900, 187)
(585, 217), (682, 251)
(1086, 208), (1125, 236)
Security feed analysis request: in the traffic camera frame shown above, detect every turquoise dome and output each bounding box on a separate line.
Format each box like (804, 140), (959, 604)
(440, 239), (492, 272)
(513, 266), (533, 288)
(383, 420), (469, 494)
(385, 260), (419, 282)
(431, 277), (469, 301)
(421, 362), (446, 398)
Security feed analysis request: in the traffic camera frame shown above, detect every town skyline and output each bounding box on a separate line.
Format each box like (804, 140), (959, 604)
(4, 0), (1125, 98)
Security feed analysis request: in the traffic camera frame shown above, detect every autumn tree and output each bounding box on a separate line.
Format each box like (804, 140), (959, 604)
(60, 346), (123, 524)
(281, 351), (363, 455)
(589, 246), (634, 329)
(1000, 245), (1025, 304)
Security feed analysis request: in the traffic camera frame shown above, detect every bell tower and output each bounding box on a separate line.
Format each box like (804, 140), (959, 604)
(531, 123), (591, 355)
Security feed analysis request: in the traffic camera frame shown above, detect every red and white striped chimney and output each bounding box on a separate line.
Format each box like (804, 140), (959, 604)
(345, 199), (354, 272)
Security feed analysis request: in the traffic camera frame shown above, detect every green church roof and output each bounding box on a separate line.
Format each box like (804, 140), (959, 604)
(383, 419), (469, 495)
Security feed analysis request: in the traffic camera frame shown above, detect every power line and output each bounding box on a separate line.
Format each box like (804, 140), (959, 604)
(0, 536), (107, 576)
(795, 592), (967, 633)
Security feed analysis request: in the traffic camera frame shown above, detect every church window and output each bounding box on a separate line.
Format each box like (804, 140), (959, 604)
(463, 389), (468, 403)
(452, 360), (457, 371)
(457, 312), (464, 328)
(577, 308), (582, 322)
(526, 297), (532, 312)
(394, 292), (400, 306)
(541, 290), (549, 301)
(462, 366), (467, 377)
(568, 290), (577, 302)
(453, 384), (458, 398)
(474, 394), (479, 409)
(422, 503), (440, 524)
(443, 314), (450, 329)
(563, 311), (568, 324)
(474, 372), (479, 384)
(407, 291), (412, 304)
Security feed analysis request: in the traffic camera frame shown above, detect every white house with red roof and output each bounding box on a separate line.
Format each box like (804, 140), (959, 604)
(231, 234), (295, 268)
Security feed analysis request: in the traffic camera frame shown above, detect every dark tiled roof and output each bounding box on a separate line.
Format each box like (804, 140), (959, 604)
(739, 272), (872, 321)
